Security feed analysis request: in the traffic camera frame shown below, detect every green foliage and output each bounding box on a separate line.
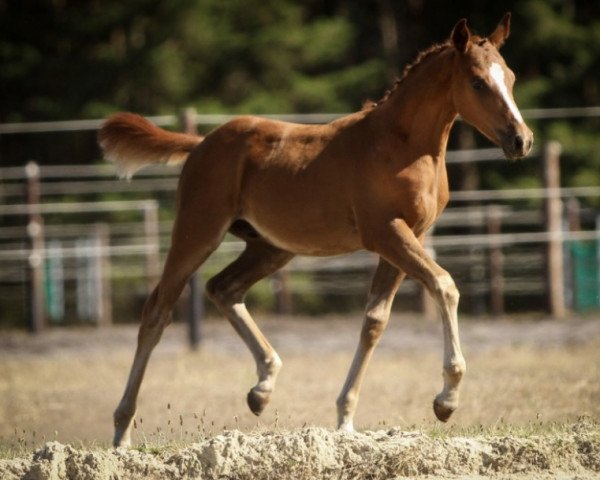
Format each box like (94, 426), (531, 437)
(515, 0), (600, 106)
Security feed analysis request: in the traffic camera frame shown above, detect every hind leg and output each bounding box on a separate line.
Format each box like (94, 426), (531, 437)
(206, 239), (294, 416)
(113, 213), (230, 447)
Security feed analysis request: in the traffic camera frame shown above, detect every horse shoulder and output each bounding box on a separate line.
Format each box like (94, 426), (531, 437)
(352, 151), (450, 243)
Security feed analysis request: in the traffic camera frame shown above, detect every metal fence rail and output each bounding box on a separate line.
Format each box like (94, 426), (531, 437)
(1, 108), (600, 335)
(1, 106), (599, 134)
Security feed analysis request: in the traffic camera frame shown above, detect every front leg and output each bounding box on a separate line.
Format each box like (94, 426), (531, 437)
(430, 274), (466, 421)
(337, 258), (405, 431)
(364, 218), (466, 423)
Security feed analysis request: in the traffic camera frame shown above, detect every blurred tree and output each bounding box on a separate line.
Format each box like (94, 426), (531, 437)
(0, 0), (386, 121)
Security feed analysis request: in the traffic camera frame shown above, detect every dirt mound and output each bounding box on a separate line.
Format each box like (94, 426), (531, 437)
(1, 426), (598, 479)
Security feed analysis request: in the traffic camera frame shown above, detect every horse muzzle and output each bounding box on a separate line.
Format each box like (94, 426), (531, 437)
(501, 127), (534, 160)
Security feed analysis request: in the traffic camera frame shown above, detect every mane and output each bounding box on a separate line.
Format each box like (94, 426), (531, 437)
(364, 40), (453, 110)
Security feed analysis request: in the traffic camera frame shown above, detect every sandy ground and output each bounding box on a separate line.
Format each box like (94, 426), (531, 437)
(0, 314), (599, 478)
(1, 422), (599, 479)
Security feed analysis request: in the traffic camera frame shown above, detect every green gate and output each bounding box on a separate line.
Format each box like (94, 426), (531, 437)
(570, 240), (600, 310)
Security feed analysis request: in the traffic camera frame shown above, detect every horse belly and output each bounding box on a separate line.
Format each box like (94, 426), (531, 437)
(239, 149), (363, 255)
(242, 203), (362, 256)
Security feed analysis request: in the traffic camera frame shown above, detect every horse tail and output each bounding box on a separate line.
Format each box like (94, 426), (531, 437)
(98, 112), (203, 179)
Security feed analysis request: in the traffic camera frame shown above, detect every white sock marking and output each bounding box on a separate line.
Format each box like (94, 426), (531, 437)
(490, 62), (523, 124)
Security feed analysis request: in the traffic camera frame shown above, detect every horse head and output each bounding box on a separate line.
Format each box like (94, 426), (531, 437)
(450, 13), (533, 160)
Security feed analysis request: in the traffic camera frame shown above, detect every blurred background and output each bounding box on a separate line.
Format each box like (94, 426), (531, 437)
(1, 0), (600, 332)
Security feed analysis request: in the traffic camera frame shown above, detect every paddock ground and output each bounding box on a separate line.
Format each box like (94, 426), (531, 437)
(1, 313), (599, 446)
(0, 314), (599, 479)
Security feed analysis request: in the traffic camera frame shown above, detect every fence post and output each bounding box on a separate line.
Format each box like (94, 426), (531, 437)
(188, 273), (203, 350)
(181, 107), (202, 348)
(273, 269), (292, 315)
(25, 161), (46, 332)
(486, 205), (504, 316)
(543, 141), (566, 318)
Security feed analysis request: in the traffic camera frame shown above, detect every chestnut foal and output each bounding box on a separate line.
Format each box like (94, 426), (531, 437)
(100, 14), (532, 447)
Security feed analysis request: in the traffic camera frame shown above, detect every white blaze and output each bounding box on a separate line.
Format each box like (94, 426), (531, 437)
(489, 62), (523, 124)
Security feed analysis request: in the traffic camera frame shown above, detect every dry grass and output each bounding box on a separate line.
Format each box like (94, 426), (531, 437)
(0, 315), (599, 457)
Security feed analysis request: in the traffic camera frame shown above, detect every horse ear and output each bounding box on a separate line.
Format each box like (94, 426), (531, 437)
(451, 19), (471, 53)
(489, 12), (511, 49)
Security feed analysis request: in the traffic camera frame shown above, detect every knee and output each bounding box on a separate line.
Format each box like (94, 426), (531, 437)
(205, 277), (226, 305)
(141, 287), (170, 330)
(206, 276), (244, 307)
(205, 277), (221, 303)
(433, 274), (459, 308)
(361, 305), (389, 348)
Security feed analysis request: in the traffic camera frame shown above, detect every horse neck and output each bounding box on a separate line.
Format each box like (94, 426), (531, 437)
(371, 49), (457, 158)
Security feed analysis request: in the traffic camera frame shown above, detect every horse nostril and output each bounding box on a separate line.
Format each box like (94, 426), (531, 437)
(514, 135), (524, 151)
(527, 138), (533, 151)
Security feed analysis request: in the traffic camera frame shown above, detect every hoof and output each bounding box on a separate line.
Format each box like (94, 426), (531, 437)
(433, 398), (456, 422)
(337, 420), (354, 433)
(113, 429), (132, 448)
(247, 389), (270, 416)
(113, 411), (134, 448)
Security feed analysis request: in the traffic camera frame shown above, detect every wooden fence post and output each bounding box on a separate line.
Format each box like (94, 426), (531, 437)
(25, 161), (46, 332)
(486, 205), (504, 317)
(188, 273), (203, 350)
(273, 269), (292, 315)
(543, 141), (566, 318)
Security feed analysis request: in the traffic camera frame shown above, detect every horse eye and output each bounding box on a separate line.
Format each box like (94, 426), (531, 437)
(472, 79), (484, 91)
